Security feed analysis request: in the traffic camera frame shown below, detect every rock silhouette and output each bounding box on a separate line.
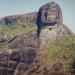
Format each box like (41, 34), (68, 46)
(36, 2), (63, 36)
(36, 2), (72, 48)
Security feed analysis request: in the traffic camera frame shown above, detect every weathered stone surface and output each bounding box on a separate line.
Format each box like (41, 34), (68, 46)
(0, 49), (37, 75)
(14, 63), (28, 75)
(9, 32), (38, 49)
(36, 2), (73, 48)
(9, 51), (20, 62)
(39, 24), (73, 48)
(36, 2), (63, 35)
(0, 12), (37, 25)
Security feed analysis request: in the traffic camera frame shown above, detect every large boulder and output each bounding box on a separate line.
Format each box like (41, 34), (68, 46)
(36, 2), (73, 48)
(36, 2), (63, 35)
(39, 24), (73, 48)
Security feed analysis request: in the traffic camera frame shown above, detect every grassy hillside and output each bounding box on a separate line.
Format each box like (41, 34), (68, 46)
(0, 24), (36, 37)
(39, 35), (75, 74)
(0, 24), (75, 74)
(0, 24), (36, 51)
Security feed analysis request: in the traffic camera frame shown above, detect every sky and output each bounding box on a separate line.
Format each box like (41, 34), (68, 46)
(0, 0), (75, 33)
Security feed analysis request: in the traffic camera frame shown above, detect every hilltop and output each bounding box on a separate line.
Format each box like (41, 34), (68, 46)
(0, 12), (37, 25)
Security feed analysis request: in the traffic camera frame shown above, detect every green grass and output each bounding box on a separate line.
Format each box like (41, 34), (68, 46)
(0, 24), (75, 73)
(0, 24), (36, 37)
(0, 24), (36, 51)
(46, 36), (75, 60)
(40, 35), (75, 72)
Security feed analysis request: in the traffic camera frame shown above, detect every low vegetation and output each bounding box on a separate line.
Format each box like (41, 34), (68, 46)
(0, 24), (36, 51)
(0, 24), (36, 37)
(0, 24), (75, 74)
(39, 35), (75, 74)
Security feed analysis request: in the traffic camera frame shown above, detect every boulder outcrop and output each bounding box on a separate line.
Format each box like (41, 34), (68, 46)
(0, 12), (37, 25)
(36, 2), (73, 48)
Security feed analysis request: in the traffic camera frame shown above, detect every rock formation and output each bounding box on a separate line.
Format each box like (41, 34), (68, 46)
(36, 2), (72, 48)
(0, 2), (74, 75)
(0, 12), (37, 25)
(36, 2), (63, 35)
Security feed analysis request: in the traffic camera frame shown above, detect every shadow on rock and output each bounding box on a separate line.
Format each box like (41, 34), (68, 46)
(0, 48), (37, 75)
(71, 59), (75, 74)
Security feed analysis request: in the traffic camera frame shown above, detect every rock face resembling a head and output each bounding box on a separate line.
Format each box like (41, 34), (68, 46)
(36, 2), (73, 48)
(36, 2), (63, 34)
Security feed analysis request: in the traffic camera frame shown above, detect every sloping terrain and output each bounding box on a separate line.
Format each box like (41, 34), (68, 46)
(39, 24), (73, 48)
(0, 2), (75, 75)
(0, 24), (36, 51)
(37, 35), (75, 75)
(0, 24), (75, 75)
